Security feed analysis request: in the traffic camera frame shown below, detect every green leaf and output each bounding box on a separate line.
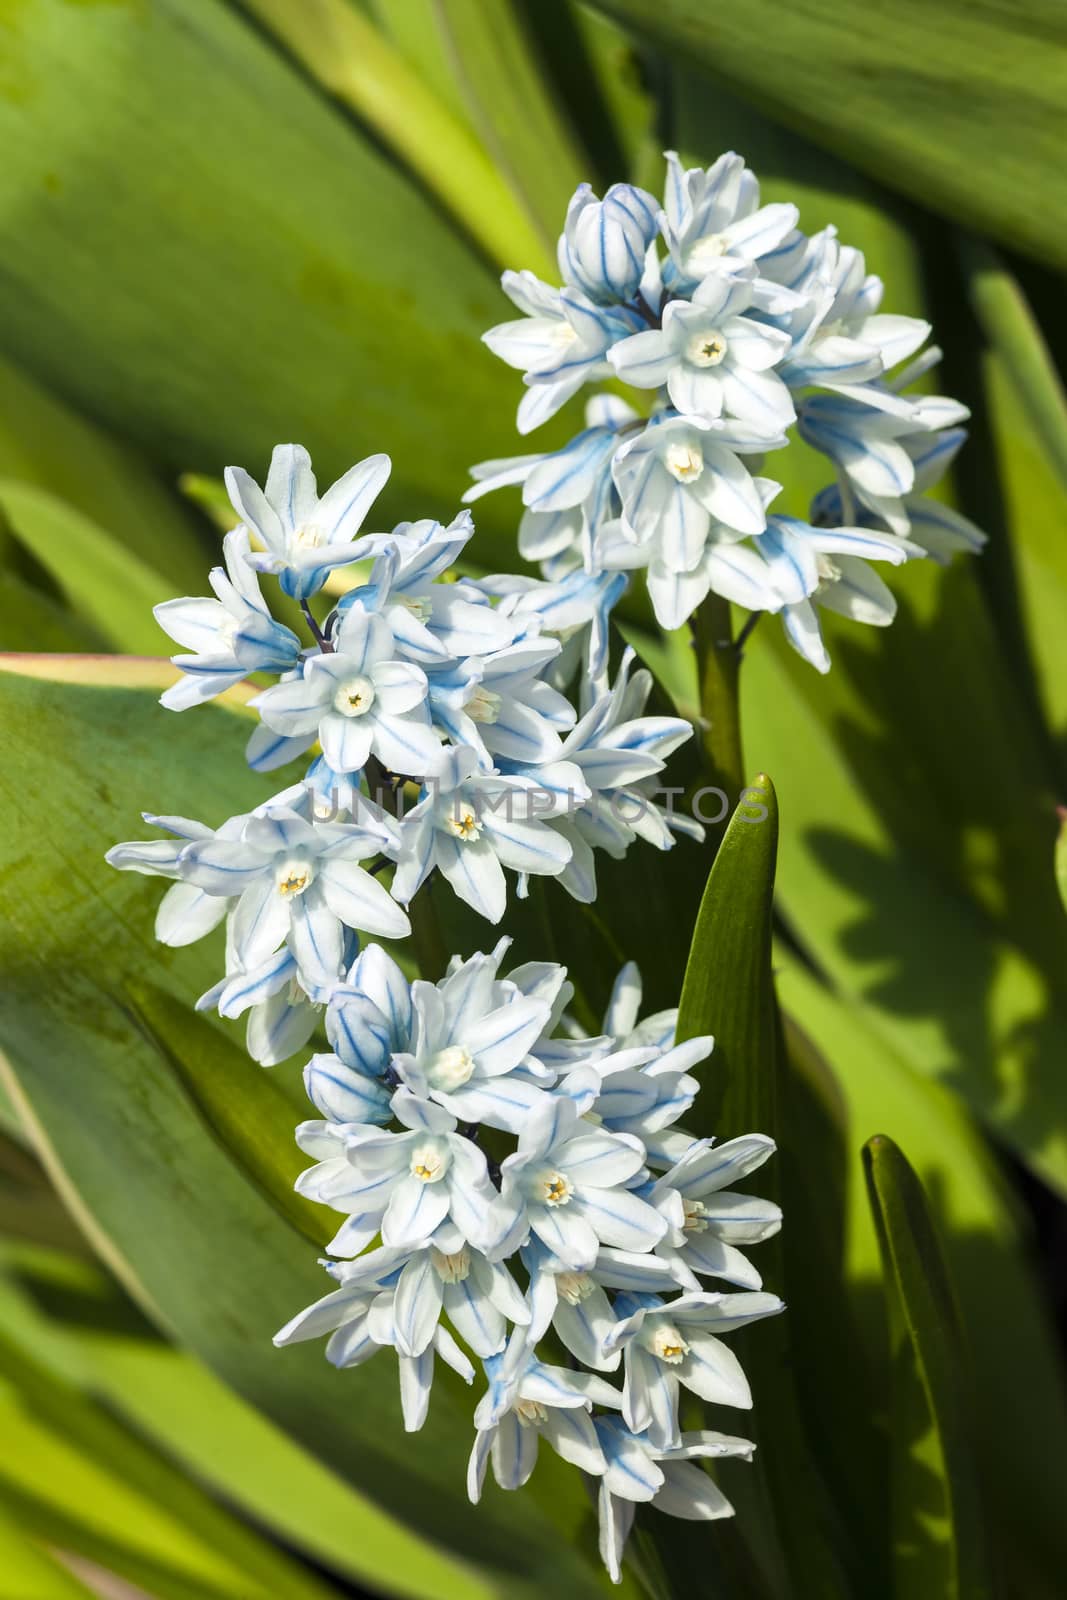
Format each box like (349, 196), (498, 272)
(0, 1240), (496, 1600)
(677, 773), (778, 1131)
(959, 237), (1067, 498)
(122, 980), (332, 1248)
(863, 1136), (996, 1600)
(0, 479), (176, 653)
(0, 570), (106, 653)
(675, 775), (852, 1600)
(0, 0), (536, 538)
(428, 0), (589, 251)
(665, 75), (1067, 1197)
(239, 0), (555, 278)
(1057, 810), (1067, 917)
(587, 0), (1067, 270)
(0, 658), (617, 1600)
(0, 1500), (95, 1599)
(0, 351), (207, 594)
(0, 1328), (340, 1600)
(779, 955), (1067, 1596)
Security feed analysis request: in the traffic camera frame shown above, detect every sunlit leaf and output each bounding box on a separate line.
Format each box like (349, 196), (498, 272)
(863, 1135), (995, 1600)
(587, 0), (1067, 269)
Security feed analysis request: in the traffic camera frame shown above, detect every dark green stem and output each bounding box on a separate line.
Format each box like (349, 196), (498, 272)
(692, 592), (744, 805)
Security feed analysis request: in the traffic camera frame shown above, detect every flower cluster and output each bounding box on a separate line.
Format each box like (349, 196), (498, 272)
(276, 945), (783, 1581)
(469, 150), (985, 670)
(108, 446), (698, 1061)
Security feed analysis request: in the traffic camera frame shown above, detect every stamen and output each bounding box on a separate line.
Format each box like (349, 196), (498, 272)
(332, 674), (376, 718)
(682, 1199), (709, 1234)
(445, 803), (482, 843)
(540, 1171), (573, 1207)
(649, 1324), (689, 1365)
(275, 858), (314, 897)
(410, 1139), (450, 1183)
(557, 1271), (595, 1305)
(293, 523), (327, 550)
(431, 1246), (471, 1283)
(427, 1044), (475, 1092)
(464, 685), (502, 725)
(515, 1398), (548, 1426)
(665, 442), (704, 484)
(687, 330), (728, 368)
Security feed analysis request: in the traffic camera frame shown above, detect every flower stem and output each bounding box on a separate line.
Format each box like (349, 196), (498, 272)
(692, 593), (744, 807)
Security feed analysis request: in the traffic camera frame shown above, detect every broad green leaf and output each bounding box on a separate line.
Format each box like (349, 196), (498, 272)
(0, 1328), (339, 1600)
(240, 0), (555, 278)
(587, 0), (1067, 270)
(0, 570), (106, 653)
(368, 0), (483, 129)
(0, 0), (533, 539)
(429, 0), (589, 252)
(0, 479), (176, 653)
(0, 1241), (497, 1600)
(960, 238), (1067, 497)
(0, 660), (619, 1600)
(677, 774), (778, 1131)
(1058, 811), (1067, 918)
(675, 776), (852, 1600)
(0, 352), (207, 594)
(123, 980), (332, 1248)
(779, 955), (1067, 1597)
(863, 1136), (995, 1600)
(667, 75), (1067, 1196)
(958, 281), (1067, 790)
(0, 1501), (94, 1599)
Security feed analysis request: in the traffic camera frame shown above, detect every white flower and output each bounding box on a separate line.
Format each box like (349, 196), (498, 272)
(178, 802), (409, 998)
(391, 746), (577, 924)
(595, 1417), (755, 1584)
(296, 1090), (499, 1254)
(432, 637), (574, 771)
(251, 609), (442, 778)
(273, 1243), (476, 1433)
(610, 268), (795, 430)
(154, 526), (302, 710)
(225, 443), (390, 601)
(483, 271), (639, 434)
(605, 1289), (784, 1449)
(544, 649), (697, 899)
(660, 149), (801, 295)
(651, 1137), (781, 1290)
(557, 182), (660, 304)
(392, 959), (554, 1133)
(341, 513), (522, 665)
(467, 1329), (621, 1499)
(495, 1098), (666, 1271)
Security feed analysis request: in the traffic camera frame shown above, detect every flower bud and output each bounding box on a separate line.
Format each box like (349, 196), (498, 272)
(558, 182), (658, 305)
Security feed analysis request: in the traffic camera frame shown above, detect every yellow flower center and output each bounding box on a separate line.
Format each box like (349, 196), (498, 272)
(431, 1246), (471, 1283)
(540, 1171), (573, 1208)
(427, 1044), (475, 1092)
(293, 523), (327, 550)
(682, 1199), (709, 1234)
(557, 1271), (595, 1305)
(688, 233), (730, 274)
(445, 803), (482, 843)
(665, 442), (704, 483)
(465, 685), (502, 725)
(410, 1140), (449, 1183)
(687, 330), (728, 368)
(333, 674), (376, 718)
(515, 1399), (549, 1426)
(275, 858), (314, 897)
(649, 1324), (689, 1365)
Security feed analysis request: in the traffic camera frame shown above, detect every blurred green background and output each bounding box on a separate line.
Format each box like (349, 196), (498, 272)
(0, 2), (1065, 1596)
